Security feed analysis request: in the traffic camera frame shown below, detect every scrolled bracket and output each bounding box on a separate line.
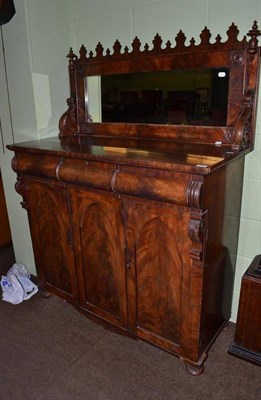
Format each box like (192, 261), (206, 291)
(15, 179), (30, 210)
(59, 96), (77, 136)
(11, 155), (19, 173)
(59, 96), (92, 136)
(188, 210), (207, 261)
(187, 180), (204, 261)
(233, 89), (254, 149)
(77, 97), (92, 133)
(187, 180), (203, 208)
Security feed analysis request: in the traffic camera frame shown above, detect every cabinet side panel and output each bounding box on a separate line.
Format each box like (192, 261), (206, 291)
(200, 158), (244, 351)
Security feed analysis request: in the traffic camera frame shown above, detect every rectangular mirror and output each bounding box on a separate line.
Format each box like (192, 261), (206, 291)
(98, 68), (229, 126)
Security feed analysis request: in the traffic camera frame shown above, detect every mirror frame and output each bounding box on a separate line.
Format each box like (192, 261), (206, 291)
(59, 22), (261, 150)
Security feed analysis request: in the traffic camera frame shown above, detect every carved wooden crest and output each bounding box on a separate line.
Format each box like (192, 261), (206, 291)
(69, 21), (260, 64)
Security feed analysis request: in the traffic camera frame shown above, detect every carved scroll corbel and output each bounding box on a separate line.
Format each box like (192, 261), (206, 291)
(188, 210), (207, 262)
(15, 179), (30, 210)
(187, 180), (203, 209)
(11, 155), (19, 173)
(77, 97), (92, 132)
(187, 179), (206, 262)
(59, 96), (78, 136)
(233, 89), (254, 149)
(59, 96), (92, 136)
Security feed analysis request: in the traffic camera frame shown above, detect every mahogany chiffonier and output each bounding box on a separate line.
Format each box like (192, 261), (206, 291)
(7, 22), (261, 375)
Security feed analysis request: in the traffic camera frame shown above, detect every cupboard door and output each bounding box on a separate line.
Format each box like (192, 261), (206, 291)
(22, 180), (77, 303)
(70, 188), (127, 328)
(124, 198), (191, 354)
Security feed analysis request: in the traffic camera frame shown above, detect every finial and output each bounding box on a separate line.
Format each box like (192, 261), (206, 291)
(79, 45), (87, 60)
(67, 48), (77, 66)
(247, 21), (261, 60)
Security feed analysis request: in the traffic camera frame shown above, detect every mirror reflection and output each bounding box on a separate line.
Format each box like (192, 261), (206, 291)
(100, 68), (229, 126)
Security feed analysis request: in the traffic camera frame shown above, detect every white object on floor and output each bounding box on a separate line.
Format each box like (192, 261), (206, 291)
(7, 263), (31, 279)
(14, 274), (38, 300)
(0, 263), (38, 304)
(0, 275), (24, 305)
(7, 263), (38, 301)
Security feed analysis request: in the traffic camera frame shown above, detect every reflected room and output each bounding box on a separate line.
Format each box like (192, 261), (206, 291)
(100, 68), (229, 126)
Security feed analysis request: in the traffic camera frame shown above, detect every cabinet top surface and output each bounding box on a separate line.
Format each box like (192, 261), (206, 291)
(7, 136), (247, 173)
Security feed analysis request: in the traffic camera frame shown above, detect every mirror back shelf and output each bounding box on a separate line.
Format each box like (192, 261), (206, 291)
(59, 21), (261, 151)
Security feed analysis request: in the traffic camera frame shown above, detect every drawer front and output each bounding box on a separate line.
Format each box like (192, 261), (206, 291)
(12, 152), (203, 208)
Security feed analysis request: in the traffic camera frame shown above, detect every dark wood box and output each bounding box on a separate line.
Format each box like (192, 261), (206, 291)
(228, 255), (261, 366)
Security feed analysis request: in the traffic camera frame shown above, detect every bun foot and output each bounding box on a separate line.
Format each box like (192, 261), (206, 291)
(39, 288), (52, 298)
(222, 321), (229, 332)
(185, 363), (204, 376)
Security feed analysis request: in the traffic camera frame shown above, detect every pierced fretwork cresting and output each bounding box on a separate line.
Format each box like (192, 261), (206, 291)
(72, 22), (253, 63)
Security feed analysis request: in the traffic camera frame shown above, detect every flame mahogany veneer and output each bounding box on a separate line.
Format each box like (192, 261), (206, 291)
(7, 22), (261, 375)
